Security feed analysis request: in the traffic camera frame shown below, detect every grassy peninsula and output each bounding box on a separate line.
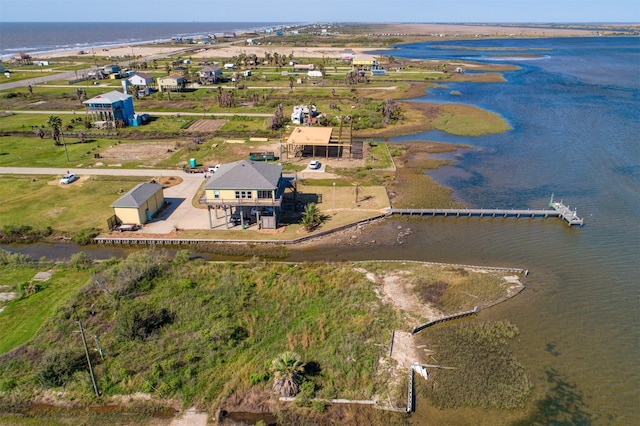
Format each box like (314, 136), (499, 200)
(0, 250), (530, 425)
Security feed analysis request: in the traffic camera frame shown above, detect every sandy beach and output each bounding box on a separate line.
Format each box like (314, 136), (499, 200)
(42, 44), (380, 62)
(37, 23), (637, 61)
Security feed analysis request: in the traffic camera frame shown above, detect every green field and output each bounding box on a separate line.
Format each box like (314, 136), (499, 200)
(0, 264), (90, 354)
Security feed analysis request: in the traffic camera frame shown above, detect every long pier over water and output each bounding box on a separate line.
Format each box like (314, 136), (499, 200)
(389, 196), (584, 227)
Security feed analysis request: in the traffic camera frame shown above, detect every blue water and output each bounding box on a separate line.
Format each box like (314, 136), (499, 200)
(299, 37), (640, 424)
(0, 22), (294, 58)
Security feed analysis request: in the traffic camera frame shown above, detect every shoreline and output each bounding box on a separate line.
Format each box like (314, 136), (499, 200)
(14, 22), (638, 61)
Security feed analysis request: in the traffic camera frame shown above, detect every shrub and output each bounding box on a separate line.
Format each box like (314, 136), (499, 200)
(91, 250), (167, 300)
(0, 225), (52, 243)
(72, 228), (101, 245)
(70, 252), (93, 270)
(115, 302), (174, 341)
(249, 371), (270, 385)
(37, 350), (87, 388)
(0, 248), (32, 265)
(19, 281), (42, 298)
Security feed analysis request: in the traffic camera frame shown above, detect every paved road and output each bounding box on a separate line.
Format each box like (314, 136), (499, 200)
(2, 109), (273, 118)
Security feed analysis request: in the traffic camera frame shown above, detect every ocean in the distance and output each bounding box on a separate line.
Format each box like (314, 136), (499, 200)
(0, 22), (295, 58)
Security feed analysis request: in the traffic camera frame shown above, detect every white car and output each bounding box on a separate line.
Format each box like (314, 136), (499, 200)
(309, 160), (321, 170)
(207, 164), (220, 173)
(60, 173), (78, 184)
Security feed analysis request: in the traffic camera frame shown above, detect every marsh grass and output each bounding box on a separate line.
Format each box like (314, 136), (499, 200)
(416, 321), (531, 409)
(411, 267), (507, 314)
(432, 104), (511, 136)
(387, 143), (467, 209)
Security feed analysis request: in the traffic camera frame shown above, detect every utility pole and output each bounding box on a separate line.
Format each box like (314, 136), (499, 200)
(77, 320), (100, 397)
(332, 181), (336, 214)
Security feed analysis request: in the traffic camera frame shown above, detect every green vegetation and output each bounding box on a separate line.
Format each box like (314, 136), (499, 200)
(432, 104), (511, 136)
(0, 252), (403, 410)
(0, 254), (91, 354)
(387, 142), (467, 209)
(0, 175), (146, 234)
(301, 202), (322, 231)
(0, 252), (528, 423)
(416, 321), (532, 409)
(411, 267), (507, 314)
(271, 351), (306, 397)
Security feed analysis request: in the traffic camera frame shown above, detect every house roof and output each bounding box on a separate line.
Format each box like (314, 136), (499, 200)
(286, 127), (333, 146)
(158, 75), (185, 83)
(204, 160), (281, 190)
(201, 65), (222, 73)
(111, 183), (163, 208)
(130, 72), (154, 80)
(83, 90), (132, 105)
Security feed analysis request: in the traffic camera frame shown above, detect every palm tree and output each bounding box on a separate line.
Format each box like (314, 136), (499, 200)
(47, 115), (62, 146)
(271, 351), (305, 397)
(301, 203), (321, 231)
(47, 115), (69, 161)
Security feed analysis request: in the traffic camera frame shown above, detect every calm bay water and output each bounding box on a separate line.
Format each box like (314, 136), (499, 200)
(2, 31), (639, 423)
(292, 37), (639, 424)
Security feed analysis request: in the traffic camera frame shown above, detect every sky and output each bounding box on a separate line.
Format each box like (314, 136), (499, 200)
(0, 0), (638, 23)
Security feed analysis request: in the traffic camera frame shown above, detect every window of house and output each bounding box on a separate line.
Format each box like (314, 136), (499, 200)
(257, 190), (273, 199)
(234, 191), (252, 199)
(213, 190), (220, 199)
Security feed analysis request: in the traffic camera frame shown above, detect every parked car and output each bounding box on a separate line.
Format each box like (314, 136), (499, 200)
(60, 173), (78, 184)
(309, 160), (321, 170)
(230, 214), (253, 226)
(207, 164), (220, 173)
(250, 206), (274, 216)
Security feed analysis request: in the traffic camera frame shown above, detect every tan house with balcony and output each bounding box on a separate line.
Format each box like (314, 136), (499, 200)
(157, 75), (186, 92)
(203, 160), (284, 229)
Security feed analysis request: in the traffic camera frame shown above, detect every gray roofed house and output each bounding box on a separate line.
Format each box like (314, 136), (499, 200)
(199, 65), (223, 83)
(205, 160), (282, 191)
(111, 183), (164, 225)
(203, 160), (284, 229)
(128, 72), (155, 87)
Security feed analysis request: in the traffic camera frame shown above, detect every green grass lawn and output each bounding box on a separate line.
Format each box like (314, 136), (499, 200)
(0, 266), (91, 354)
(0, 134), (112, 168)
(0, 175), (148, 233)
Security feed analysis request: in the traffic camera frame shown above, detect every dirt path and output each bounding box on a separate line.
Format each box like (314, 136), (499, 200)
(168, 408), (207, 426)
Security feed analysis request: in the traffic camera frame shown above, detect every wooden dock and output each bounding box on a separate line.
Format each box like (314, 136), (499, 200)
(389, 196), (584, 226)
